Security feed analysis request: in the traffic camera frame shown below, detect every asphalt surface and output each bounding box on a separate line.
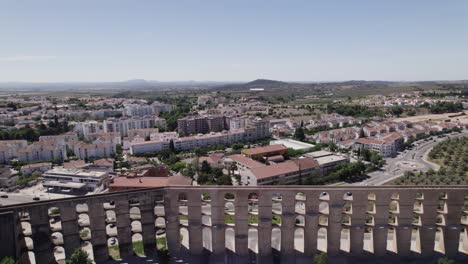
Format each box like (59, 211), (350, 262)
(352, 131), (468, 186)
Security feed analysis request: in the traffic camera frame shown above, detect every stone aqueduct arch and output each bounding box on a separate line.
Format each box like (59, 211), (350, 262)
(0, 186), (467, 263)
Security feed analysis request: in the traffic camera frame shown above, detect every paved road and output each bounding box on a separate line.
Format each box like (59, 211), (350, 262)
(352, 131), (468, 186)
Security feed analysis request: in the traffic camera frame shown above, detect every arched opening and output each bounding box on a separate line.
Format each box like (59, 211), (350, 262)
(317, 227), (327, 253)
(106, 223), (118, 237)
(389, 201), (399, 214)
(225, 201), (235, 226)
(51, 232), (64, 246)
(248, 193), (259, 226)
(155, 217), (166, 229)
(202, 227), (212, 252)
(107, 237), (120, 260)
(129, 207), (141, 220)
(48, 207), (62, 232)
(367, 201), (376, 214)
(248, 228), (258, 253)
(294, 228), (305, 253)
(53, 246), (66, 263)
(319, 202), (329, 215)
(388, 214), (398, 226)
(295, 192), (306, 201)
(27, 251), (36, 264)
(202, 215), (212, 226)
(295, 201), (305, 215)
(81, 241), (94, 262)
(340, 228), (350, 252)
(415, 192), (424, 200)
(342, 201), (352, 214)
(413, 200), (424, 214)
(154, 204), (165, 217)
(25, 237), (34, 250)
(412, 213), (421, 226)
(180, 227), (189, 250)
(21, 221), (32, 236)
(462, 214), (468, 225)
(105, 210), (116, 223)
(225, 227), (235, 253)
(224, 192), (235, 201)
(79, 227), (92, 241)
(155, 194), (164, 204)
(437, 199), (448, 214)
(363, 227), (374, 253)
(76, 203), (89, 213)
(156, 229), (167, 251)
(342, 215), (351, 226)
(434, 227), (445, 254)
(410, 227), (421, 254)
(320, 192), (330, 201)
(132, 233), (145, 257)
(343, 192), (353, 201)
(201, 192), (212, 216)
(78, 213), (90, 227)
(386, 227), (398, 253)
(179, 193), (188, 226)
(365, 215), (374, 226)
(436, 214), (446, 226)
(131, 220), (142, 233)
(319, 215), (328, 226)
(459, 227), (468, 254)
(271, 227), (281, 252)
(295, 215), (305, 227)
(104, 201), (116, 210)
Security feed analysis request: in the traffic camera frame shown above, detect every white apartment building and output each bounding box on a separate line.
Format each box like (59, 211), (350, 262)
(72, 141), (116, 160)
(74, 121), (102, 139)
(0, 140), (67, 163)
(149, 132), (179, 141)
(130, 139), (171, 155)
(151, 101), (173, 114)
(124, 104), (155, 117)
(130, 126), (264, 155)
(103, 115), (166, 137)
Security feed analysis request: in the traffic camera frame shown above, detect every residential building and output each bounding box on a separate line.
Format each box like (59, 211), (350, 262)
(104, 115), (166, 137)
(177, 115), (226, 136)
(124, 104), (155, 117)
(74, 121), (102, 139)
(354, 132), (404, 157)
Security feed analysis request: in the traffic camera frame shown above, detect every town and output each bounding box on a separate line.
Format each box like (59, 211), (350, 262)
(1, 83), (467, 205)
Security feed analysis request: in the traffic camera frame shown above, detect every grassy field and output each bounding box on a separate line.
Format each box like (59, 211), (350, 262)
(392, 136), (468, 185)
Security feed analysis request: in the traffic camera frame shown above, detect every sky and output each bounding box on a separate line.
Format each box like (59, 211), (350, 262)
(0, 0), (467, 82)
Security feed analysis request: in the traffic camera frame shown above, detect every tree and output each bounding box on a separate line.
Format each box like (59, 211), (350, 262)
(200, 160), (212, 174)
(66, 249), (92, 264)
(169, 140), (175, 152)
(437, 257), (454, 264)
(313, 252), (328, 264)
(294, 127), (306, 141)
(0, 257), (15, 264)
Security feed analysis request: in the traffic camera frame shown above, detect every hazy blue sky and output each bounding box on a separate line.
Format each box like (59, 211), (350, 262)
(1, 0), (467, 82)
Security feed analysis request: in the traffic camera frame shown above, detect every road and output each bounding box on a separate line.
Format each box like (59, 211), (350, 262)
(352, 131), (468, 186)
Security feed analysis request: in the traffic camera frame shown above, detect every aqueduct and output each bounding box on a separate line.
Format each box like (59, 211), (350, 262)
(0, 186), (467, 263)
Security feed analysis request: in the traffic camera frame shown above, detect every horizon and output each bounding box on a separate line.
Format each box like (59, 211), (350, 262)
(1, 0), (468, 82)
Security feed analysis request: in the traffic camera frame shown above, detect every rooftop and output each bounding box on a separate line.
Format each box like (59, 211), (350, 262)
(270, 139), (315, 150)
